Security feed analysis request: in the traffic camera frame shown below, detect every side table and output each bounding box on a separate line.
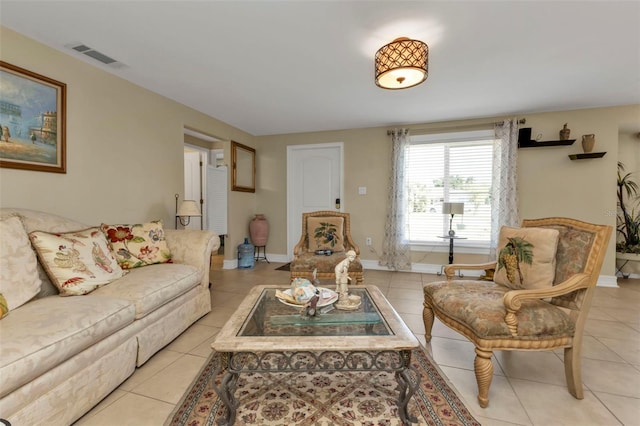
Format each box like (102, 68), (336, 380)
(437, 235), (466, 277)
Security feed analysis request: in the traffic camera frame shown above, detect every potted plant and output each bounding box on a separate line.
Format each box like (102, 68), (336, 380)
(617, 162), (640, 253)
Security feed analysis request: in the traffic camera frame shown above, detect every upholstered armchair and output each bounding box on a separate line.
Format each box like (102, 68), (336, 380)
(290, 211), (364, 285)
(423, 217), (611, 408)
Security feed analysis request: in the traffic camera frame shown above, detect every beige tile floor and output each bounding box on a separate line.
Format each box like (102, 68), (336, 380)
(75, 263), (640, 426)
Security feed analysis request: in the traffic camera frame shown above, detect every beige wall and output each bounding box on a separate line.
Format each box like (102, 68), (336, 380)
(256, 107), (640, 277)
(0, 27), (256, 255)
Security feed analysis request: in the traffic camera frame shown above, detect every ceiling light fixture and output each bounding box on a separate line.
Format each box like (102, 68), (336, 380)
(375, 37), (428, 90)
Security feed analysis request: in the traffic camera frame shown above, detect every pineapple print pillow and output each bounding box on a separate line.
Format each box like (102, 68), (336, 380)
(29, 228), (126, 296)
(307, 217), (345, 252)
(494, 226), (560, 290)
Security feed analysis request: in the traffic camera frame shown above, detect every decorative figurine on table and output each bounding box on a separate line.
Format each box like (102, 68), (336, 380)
(334, 250), (361, 310)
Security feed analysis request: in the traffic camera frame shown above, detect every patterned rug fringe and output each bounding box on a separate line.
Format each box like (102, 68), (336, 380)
(165, 345), (480, 426)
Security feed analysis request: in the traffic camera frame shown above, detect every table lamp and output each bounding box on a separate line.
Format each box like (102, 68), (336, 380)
(175, 194), (202, 228)
(442, 202), (464, 236)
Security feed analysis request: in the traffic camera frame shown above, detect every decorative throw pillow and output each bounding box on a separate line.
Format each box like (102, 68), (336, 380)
(101, 221), (172, 269)
(0, 214), (42, 309)
(0, 293), (9, 319)
(494, 226), (560, 290)
(307, 217), (346, 252)
(29, 228), (126, 296)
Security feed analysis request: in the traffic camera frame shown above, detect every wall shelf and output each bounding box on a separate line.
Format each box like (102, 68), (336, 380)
(518, 139), (575, 148)
(568, 152), (607, 160)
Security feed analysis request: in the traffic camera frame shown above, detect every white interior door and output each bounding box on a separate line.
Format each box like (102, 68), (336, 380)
(183, 150), (204, 230)
(287, 143), (343, 258)
(207, 165), (228, 235)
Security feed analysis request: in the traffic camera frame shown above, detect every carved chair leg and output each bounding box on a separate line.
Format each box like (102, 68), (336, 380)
(422, 303), (435, 342)
(474, 348), (494, 408)
(564, 345), (584, 399)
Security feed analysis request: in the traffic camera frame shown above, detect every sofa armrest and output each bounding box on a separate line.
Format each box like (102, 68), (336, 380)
(165, 229), (219, 288)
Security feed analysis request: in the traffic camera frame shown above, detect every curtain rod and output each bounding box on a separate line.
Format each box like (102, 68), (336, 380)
(387, 118), (526, 135)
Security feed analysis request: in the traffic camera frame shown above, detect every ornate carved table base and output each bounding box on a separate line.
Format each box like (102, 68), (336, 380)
(212, 349), (420, 426)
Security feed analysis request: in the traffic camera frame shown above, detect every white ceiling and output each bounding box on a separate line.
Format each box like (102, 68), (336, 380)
(2, 1), (639, 136)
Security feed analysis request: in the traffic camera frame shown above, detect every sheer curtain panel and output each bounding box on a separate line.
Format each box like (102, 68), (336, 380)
(491, 119), (520, 258)
(379, 129), (412, 270)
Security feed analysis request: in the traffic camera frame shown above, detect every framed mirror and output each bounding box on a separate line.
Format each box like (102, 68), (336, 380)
(231, 141), (256, 192)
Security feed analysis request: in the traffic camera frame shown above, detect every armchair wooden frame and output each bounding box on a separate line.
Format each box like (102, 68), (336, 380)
(290, 211), (363, 285)
(423, 217), (612, 408)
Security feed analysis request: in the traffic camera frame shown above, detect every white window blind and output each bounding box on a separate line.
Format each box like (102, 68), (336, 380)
(406, 131), (496, 246)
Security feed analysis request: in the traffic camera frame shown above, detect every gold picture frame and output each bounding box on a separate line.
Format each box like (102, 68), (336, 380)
(231, 141), (255, 192)
(0, 61), (66, 173)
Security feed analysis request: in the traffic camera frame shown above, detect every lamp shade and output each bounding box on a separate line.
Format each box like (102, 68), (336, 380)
(375, 37), (428, 90)
(442, 202), (464, 215)
(177, 200), (201, 217)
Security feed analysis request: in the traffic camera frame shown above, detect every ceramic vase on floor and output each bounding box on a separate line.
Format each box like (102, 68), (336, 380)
(249, 214), (269, 246)
(582, 134), (595, 153)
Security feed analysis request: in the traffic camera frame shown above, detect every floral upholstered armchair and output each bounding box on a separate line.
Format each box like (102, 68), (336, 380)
(423, 217), (611, 408)
(290, 211), (364, 285)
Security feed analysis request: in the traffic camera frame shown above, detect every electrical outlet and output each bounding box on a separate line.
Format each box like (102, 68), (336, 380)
(366, 237), (372, 246)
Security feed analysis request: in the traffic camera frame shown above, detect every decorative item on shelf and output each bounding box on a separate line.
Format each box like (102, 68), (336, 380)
(442, 202), (464, 236)
(237, 237), (255, 269)
(249, 214), (269, 246)
(559, 123), (571, 140)
(175, 194), (202, 229)
(581, 134), (595, 153)
(375, 37), (428, 90)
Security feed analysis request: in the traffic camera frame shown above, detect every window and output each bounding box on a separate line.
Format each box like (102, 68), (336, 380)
(405, 130), (496, 247)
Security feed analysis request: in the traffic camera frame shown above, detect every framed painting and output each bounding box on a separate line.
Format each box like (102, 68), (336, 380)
(0, 61), (66, 173)
(231, 141), (255, 192)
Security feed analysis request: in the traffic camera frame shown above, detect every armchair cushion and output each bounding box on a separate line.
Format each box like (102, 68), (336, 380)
(290, 251), (363, 274)
(494, 226), (559, 290)
(424, 280), (575, 338)
(306, 216), (345, 252)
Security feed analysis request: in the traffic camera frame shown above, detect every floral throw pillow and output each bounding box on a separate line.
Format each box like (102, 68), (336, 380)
(494, 226), (560, 290)
(307, 217), (346, 252)
(29, 228), (126, 296)
(101, 221), (172, 269)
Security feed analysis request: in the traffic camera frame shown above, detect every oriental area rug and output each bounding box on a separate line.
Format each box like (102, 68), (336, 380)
(166, 346), (480, 426)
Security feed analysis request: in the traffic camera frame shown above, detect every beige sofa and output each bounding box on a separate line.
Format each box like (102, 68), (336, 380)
(0, 209), (219, 425)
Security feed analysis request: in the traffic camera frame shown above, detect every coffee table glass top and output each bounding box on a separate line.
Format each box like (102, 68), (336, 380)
(211, 285), (419, 353)
(238, 287), (391, 337)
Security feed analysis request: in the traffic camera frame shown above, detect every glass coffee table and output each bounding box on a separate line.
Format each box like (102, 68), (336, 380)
(211, 284), (420, 425)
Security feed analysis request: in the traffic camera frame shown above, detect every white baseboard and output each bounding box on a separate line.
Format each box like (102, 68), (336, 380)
(225, 255), (619, 288)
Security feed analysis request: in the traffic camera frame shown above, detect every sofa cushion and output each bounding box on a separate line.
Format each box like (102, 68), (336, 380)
(90, 263), (201, 319)
(29, 227), (126, 296)
(0, 215), (42, 309)
(0, 295), (136, 397)
(101, 221), (172, 269)
(307, 216), (346, 252)
(494, 226), (560, 290)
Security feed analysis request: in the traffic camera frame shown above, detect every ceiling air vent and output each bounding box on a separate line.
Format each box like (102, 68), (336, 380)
(65, 43), (126, 69)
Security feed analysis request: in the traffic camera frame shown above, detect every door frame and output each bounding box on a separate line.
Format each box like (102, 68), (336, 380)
(286, 142), (344, 258)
